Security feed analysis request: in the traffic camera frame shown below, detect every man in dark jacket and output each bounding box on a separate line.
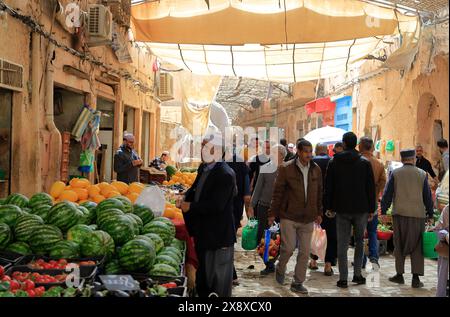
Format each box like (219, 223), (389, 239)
(325, 132), (376, 288)
(226, 145), (251, 285)
(113, 133), (142, 184)
(249, 139), (271, 193)
(309, 143), (336, 276)
(179, 133), (237, 297)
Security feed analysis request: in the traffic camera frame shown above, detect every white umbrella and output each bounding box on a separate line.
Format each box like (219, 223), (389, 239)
(304, 126), (347, 146)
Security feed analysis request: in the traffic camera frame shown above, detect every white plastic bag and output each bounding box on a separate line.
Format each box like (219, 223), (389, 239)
(135, 185), (165, 217)
(310, 224), (327, 261)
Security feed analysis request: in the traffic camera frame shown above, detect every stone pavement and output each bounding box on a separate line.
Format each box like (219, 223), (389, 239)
(232, 240), (439, 297)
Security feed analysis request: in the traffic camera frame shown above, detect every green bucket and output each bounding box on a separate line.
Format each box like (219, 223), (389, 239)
(422, 231), (439, 259)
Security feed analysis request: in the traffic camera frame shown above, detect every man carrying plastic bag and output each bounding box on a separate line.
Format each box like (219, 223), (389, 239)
(268, 140), (323, 294)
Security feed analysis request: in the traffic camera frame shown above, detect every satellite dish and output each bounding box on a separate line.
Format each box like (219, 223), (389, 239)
(251, 98), (261, 109)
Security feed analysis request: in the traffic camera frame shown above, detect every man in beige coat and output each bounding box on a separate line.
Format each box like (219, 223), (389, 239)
(359, 137), (386, 268)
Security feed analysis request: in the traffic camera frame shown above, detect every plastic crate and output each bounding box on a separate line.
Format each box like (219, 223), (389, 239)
(167, 286), (188, 297)
(16, 255), (101, 280)
(0, 250), (24, 265)
(6, 265), (86, 290)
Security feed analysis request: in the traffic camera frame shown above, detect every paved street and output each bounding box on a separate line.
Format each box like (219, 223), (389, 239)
(232, 238), (439, 297)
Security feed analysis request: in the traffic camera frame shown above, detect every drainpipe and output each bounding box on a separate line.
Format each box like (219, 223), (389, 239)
(44, 42), (62, 191)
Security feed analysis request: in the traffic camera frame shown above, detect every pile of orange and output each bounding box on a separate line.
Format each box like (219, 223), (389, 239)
(162, 171), (197, 188)
(163, 202), (183, 220)
(49, 179), (146, 205)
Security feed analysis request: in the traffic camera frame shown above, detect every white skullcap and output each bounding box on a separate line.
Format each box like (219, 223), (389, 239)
(288, 143), (295, 148)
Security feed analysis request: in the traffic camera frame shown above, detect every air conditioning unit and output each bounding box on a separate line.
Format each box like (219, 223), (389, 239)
(0, 59), (23, 91)
(87, 4), (113, 47)
(158, 73), (174, 101)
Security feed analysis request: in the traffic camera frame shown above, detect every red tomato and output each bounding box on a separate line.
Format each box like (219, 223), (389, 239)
(34, 286), (45, 297)
(9, 280), (21, 291)
(2, 275), (11, 281)
(0, 265), (4, 278)
(26, 289), (36, 297)
(23, 279), (35, 290)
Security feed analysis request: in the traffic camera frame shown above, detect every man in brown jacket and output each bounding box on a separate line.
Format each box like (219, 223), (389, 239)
(359, 137), (386, 269)
(268, 139), (323, 294)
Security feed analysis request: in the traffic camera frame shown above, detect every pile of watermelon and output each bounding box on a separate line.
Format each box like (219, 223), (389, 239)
(1, 192), (184, 276)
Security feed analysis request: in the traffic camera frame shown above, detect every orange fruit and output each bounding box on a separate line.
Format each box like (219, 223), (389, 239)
(100, 184), (115, 197)
(106, 191), (121, 198)
(126, 192), (139, 204)
(73, 188), (88, 201)
(59, 190), (78, 202)
(162, 181), (169, 186)
(72, 178), (90, 189)
(129, 182), (144, 194)
(93, 194), (106, 204)
(88, 185), (101, 198)
(111, 181), (129, 195)
(50, 181), (66, 198)
(98, 182), (110, 191)
(78, 199), (89, 204)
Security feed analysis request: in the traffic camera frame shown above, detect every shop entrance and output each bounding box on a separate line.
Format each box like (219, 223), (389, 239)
(97, 98), (115, 182)
(0, 89), (12, 197)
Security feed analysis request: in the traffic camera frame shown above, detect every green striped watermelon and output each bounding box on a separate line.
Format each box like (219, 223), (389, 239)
(47, 201), (83, 232)
(114, 196), (133, 213)
(125, 213), (143, 235)
(49, 240), (80, 259)
(14, 213), (44, 242)
(159, 246), (183, 262)
(105, 259), (122, 274)
(29, 225), (63, 255)
(132, 204), (154, 225)
(77, 206), (91, 225)
(30, 204), (52, 222)
(22, 208), (32, 214)
(96, 208), (124, 227)
(97, 198), (124, 213)
(119, 238), (156, 272)
(28, 192), (53, 209)
(143, 233), (164, 254)
(88, 224), (98, 231)
(80, 230), (115, 258)
(153, 217), (176, 235)
(134, 235), (156, 250)
(0, 198), (6, 205)
(0, 204), (23, 228)
(155, 254), (180, 273)
(6, 241), (32, 255)
(79, 201), (97, 224)
(5, 193), (29, 208)
(67, 224), (94, 245)
(170, 238), (186, 251)
(149, 263), (179, 277)
(99, 215), (136, 246)
(142, 221), (175, 246)
(0, 223), (12, 249)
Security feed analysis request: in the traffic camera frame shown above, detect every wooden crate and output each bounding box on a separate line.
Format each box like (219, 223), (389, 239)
(140, 168), (167, 184)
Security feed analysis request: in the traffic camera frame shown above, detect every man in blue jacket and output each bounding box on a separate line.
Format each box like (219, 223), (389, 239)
(179, 133), (237, 297)
(113, 133), (142, 184)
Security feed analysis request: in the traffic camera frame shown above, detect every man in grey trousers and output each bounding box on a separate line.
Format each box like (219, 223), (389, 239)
(325, 132), (376, 289)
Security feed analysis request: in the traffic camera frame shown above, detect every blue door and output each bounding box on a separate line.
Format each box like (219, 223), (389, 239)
(334, 96), (352, 131)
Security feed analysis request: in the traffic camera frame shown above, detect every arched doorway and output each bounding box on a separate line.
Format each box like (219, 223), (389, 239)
(416, 93), (442, 168)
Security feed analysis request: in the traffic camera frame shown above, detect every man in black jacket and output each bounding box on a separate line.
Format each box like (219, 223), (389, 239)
(179, 133), (237, 297)
(325, 132), (376, 288)
(113, 133), (142, 184)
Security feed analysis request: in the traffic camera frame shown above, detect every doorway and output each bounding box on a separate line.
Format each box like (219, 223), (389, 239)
(141, 112), (150, 167)
(97, 98), (115, 182)
(0, 89), (12, 197)
(123, 106), (135, 135)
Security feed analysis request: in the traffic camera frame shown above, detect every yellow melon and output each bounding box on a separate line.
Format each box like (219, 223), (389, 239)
(129, 182), (144, 194)
(50, 181), (66, 198)
(59, 190), (78, 202)
(72, 178), (90, 189)
(78, 199), (89, 204)
(98, 182), (110, 191)
(93, 194), (106, 204)
(126, 192), (139, 203)
(88, 185), (101, 198)
(100, 184), (116, 197)
(111, 181), (129, 195)
(106, 191), (121, 198)
(73, 188), (88, 201)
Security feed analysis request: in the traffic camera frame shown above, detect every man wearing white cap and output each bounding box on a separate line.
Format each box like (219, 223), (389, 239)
(150, 151), (170, 171)
(284, 143), (296, 162)
(178, 132), (237, 297)
(381, 148), (434, 288)
(113, 133), (142, 184)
